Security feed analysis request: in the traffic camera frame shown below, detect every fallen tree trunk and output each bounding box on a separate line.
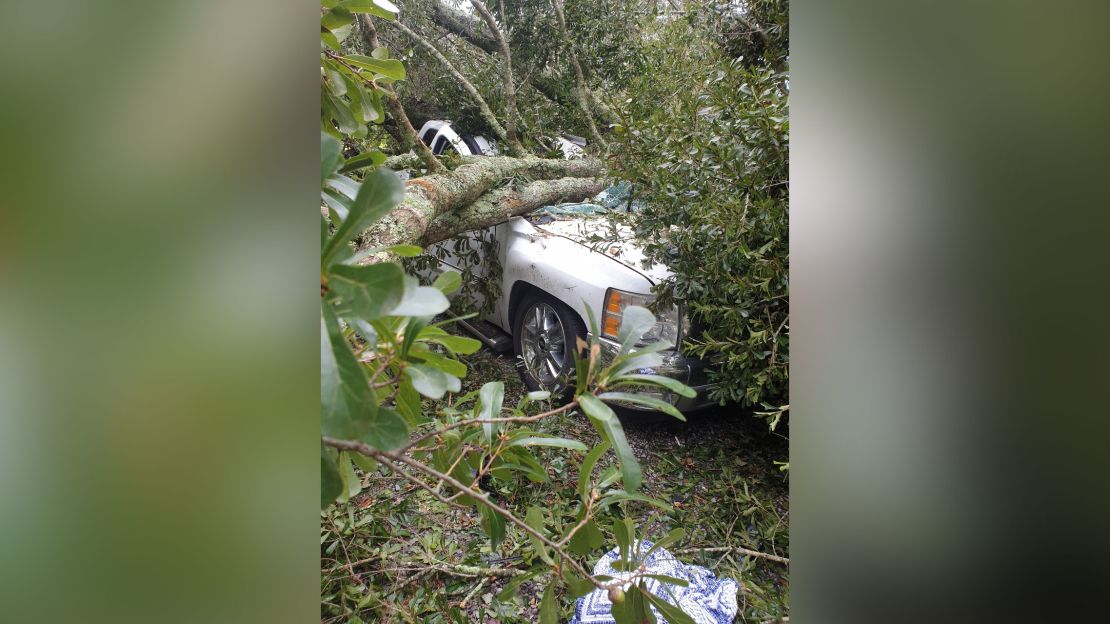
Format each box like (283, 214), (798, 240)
(356, 155), (604, 250)
(420, 176), (606, 245)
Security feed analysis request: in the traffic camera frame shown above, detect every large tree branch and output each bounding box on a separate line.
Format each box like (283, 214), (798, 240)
(427, 0), (499, 53)
(358, 15), (444, 173)
(550, 0), (608, 150)
(390, 20), (508, 143)
(424, 1), (620, 128)
(420, 176), (606, 245)
(357, 155), (604, 249)
(468, 0), (524, 156)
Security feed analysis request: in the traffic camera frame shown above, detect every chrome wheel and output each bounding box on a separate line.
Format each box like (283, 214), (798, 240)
(519, 302), (568, 389)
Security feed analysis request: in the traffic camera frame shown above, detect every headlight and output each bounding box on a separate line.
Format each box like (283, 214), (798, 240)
(601, 288), (681, 349)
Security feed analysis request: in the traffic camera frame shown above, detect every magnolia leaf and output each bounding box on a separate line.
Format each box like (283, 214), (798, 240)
(539, 582), (559, 624)
(327, 263), (404, 321)
(321, 447), (343, 509)
(617, 305), (656, 353)
(432, 270), (463, 294)
(609, 374), (697, 398)
(507, 436), (588, 452)
(598, 391), (686, 422)
(390, 275), (450, 316)
(578, 394), (641, 492)
(322, 168), (405, 266)
(338, 149), (387, 173)
(321, 133), (341, 184)
(343, 54), (406, 80)
(578, 441), (611, 502)
(405, 363), (449, 399)
(478, 381), (504, 445)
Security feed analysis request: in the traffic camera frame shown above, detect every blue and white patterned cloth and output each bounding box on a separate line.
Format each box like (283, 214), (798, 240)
(570, 540), (739, 624)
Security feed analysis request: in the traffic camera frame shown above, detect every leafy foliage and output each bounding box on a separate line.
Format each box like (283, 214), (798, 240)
(320, 2), (789, 620)
(612, 2), (789, 417)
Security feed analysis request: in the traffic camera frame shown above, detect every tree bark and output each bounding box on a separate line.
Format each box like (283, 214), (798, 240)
(427, 0), (499, 53)
(468, 0), (525, 156)
(356, 155), (604, 250)
(420, 176), (606, 245)
(390, 20), (509, 143)
(550, 0), (608, 150)
(424, 1), (620, 128)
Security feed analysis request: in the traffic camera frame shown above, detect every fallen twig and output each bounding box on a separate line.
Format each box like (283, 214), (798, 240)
(677, 546), (789, 565)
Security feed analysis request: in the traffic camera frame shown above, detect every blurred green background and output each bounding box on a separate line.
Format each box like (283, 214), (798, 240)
(0, 1), (319, 622)
(791, 0), (1110, 621)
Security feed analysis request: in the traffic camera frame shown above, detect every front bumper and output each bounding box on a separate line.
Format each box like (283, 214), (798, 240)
(593, 335), (718, 413)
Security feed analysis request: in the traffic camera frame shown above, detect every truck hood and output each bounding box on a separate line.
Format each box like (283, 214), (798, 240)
(532, 217), (673, 285)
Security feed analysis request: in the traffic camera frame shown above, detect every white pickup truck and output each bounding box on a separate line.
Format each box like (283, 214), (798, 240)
(416, 120), (714, 413)
(428, 198), (714, 414)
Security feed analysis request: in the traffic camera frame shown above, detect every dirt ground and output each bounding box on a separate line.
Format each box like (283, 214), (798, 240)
(321, 345), (789, 623)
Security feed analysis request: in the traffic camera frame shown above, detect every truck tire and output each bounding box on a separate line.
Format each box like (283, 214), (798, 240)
(512, 291), (586, 401)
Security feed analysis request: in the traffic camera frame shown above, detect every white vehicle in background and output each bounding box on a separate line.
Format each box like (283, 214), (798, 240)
(416, 120), (498, 156)
(416, 119), (587, 160)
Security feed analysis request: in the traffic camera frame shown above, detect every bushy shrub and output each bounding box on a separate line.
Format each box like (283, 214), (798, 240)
(613, 4), (788, 416)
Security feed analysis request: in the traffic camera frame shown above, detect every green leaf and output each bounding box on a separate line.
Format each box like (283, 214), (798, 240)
(617, 305), (656, 353)
(609, 374), (697, 398)
(612, 516), (634, 564)
(421, 333), (481, 356)
(324, 91), (358, 134)
(350, 451), (378, 472)
(578, 440), (611, 502)
(578, 394), (642, 492)
(409, 346), (467, 379)
(496, 565), (546, 601)
(478, 382), (504, 445)
(371, 46), (390, 60)
(597, 490), (672, 512)
(343, 54), (406, 80)
(321, 446), (343, 509)
(525, 506), (554, 565)
(432, 270), (463, 294)
(364, 407), (409, 451)
(341, 75), (378, 125)
(597, 392), (686, 422)
(391, 275), (450, 316)
(321, 7), (354, 30)
(338, 149), (387, 173)
(321, 303), (376, 440)
(562, 568), (595, 598)
(324, 67), (347, 97)
(539, 583), (558, 624)
(327, 263), (404, 321)
(321, 133), (342, 185)
(322, 168), (405, 266)
(643, 528), (685, 561)
(341, 0), (399, 20)
(405, 364), (448, 399)
(608, 351), (664, 379)
(506, 436), (588, 452)
(642, 590), (696, 624)
(641, 574), (690, 588)
(568, 517), (604, 555)
(479, 506), (506, 549)
(396, 377), (423, 425)
(337, 451), (361, 500)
